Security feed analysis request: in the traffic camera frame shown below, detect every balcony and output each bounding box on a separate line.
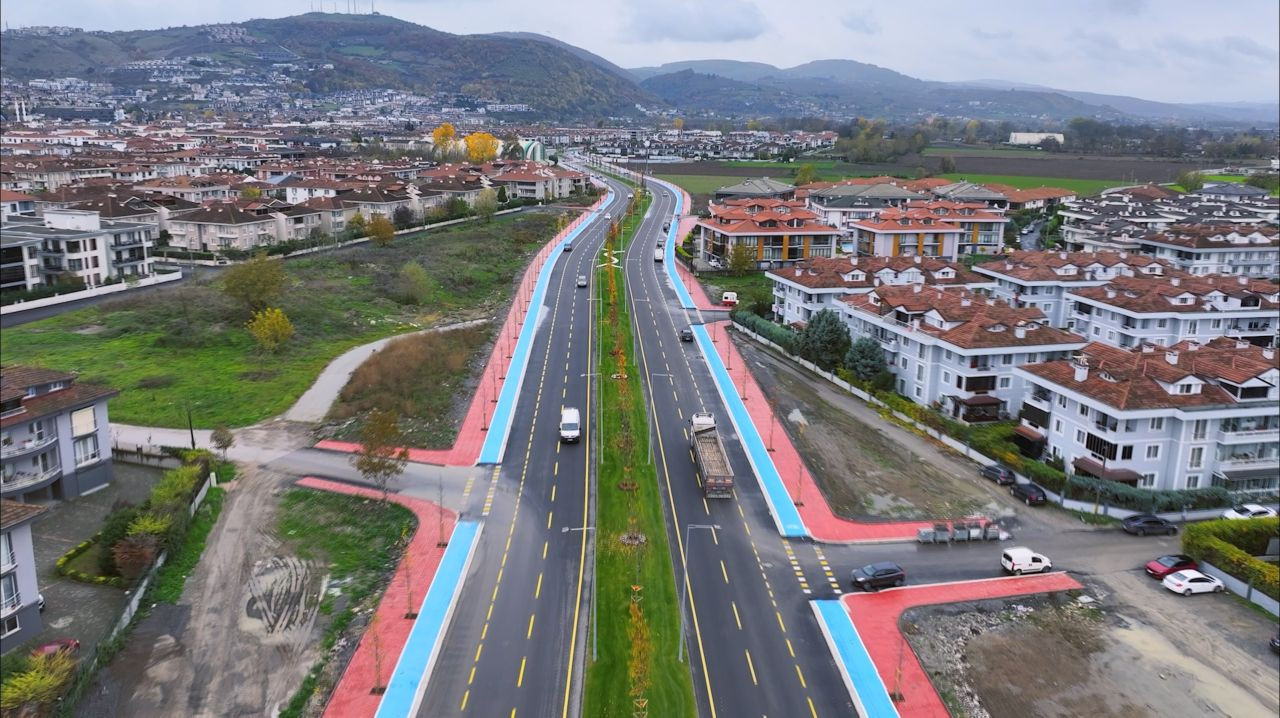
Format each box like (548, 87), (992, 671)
(1216, 455), (1280, 471)
(114, 254), (148, 266)
(0, 433), (57, 459)
(1, 548), (15, 573)
(1219, 427), (1280, 444)
(112, 236), (148, 248)
(1, 589), (21, 616)
(0, 466), (62, 495)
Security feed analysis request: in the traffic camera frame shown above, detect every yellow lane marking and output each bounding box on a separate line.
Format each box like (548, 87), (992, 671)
(475, 643), (483, 662)
(535, 573), (543, 600)
(744, 649), (758, 686)
(808, 696), (818, 718)
(460, 690), (469, 710)
(795, 664), (807, 689)
(546, 510), (553, 529)
(720, 560), (729, 583)
(542, 541), (548, 560)
(731, 601), (742, 630)
(551, 484), (557, 501)
(469, 666), (476, 685)
(481, 623), (489, 640)
(776, 611), (787, 634)
(786, 638), (796, 658)
(517, 657), (527, 687)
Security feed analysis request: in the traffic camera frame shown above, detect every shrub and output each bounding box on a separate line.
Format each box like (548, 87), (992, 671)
(112, 533), (161, 580)
(730, 309), (795, 353)
(247, 307), (295, 353)
(98, 506), (142, 575)
(127, 512), (173, 537)
(150, 464), (204, 511)
(1183, 518), (1280, 600)
(0, 651), (75, 710)
(1064, 474), (1229, 512)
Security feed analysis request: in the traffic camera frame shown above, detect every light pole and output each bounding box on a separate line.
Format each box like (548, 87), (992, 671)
(678, 523), (719, 663)
(562, 526), (598, 660)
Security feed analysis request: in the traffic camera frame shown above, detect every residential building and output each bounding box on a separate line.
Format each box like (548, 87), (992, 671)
(1, 366), (118, 502)
(0, 190), (37, 219)
(767, 255), (994, 327)
(1014, 338), (1279, 493)
(1191, 182), (1272, 203)
(975, 250), (1174, 328)
(712, 177), (796, 203)
(339, 185), (412, 220)
(1067, 273), (1278, 349)
(838, 285), (1085, 423)
(1, 500), (48, 649)
(0, 235), (43, 292)
(0, 209), (156, 287)
(849, 208), (965, 260)
(300, 195), (355, 237)
(928, 181), (1009, 209)
(166, 203), (278, 252)
(804, 183), (924, 233)
(1131, 224), (1279, 278)
(902, 200), (1010, 256)
(694, 198), (842, 268)
(486, 162), (587, 200)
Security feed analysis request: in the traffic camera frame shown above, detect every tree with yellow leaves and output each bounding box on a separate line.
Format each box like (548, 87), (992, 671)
(431, 123), (456, 160)
(369, 215), (396, 247)
(464, 132), (500, 163)
(247, 307), (294, 353)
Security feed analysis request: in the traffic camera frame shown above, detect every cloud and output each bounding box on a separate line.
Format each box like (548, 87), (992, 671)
(840, 11), (879, 34)
(1221, 35), (1278, 62)
(969, 27), (1011, 41)
(624, 0), (764, 42)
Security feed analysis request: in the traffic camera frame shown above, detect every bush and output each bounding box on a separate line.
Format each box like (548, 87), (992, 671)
(127, 512), (173, 536)
(0, 651), (75, 710)
(731, 309), (796, 353)
(98, 506), (142, 576)
(1064, 474), (1229, 512)
(1183, 517), (1280, 600)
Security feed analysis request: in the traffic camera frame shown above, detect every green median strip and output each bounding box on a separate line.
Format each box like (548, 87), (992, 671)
(584, 187), (696, 717)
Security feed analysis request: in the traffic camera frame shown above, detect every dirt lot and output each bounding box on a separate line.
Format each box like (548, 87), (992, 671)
(77, 467), (323, 718)
(905, 590), (1280, 718)
(737, 338), (1002, 521)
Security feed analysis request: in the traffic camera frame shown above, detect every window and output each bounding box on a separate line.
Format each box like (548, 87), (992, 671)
(1121, 445), (1134, 460)
(71, 407), (96, 437)
(1140, 473), (1156, 488)
(1078, 403), (1090, 417)
(0, 573), (16, 613)
(1157, 318), (1168, 329)
(1054, 419), (1063, 434)
(0, 532), (10, 566)
(998, 377), (1012, 389)
(1058, 394), (1067, 408)
(74, 434), (99, 466)
(0, 614), (17, 639)
(1188, 446), (1203, 469)
(1146, 445), (1160, 460)
(1176, 383), (1194, 395)
(1186, 474), (1200, 489)
(1149, 417), (1164, 431)
(916, 365), (924, 381)
(1075, 429), (1086, 444)
(899, 357), (908, 369)
(1192, 420), (1207, 440)
(942, 371), (951, 383)
(914, 387), (923, 398)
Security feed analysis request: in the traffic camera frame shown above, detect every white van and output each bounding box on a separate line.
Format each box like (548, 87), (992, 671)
(559, 407), (581, 443)
(653, 247), (664, 262)
(1000, 547), (1052, 575)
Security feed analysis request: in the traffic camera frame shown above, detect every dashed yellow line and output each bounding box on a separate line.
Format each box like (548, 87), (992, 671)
(731, 601), (742, 630)
(517, 656), (527, 687)
(535, 573), (543, 600)
(744, 649), (758, 686)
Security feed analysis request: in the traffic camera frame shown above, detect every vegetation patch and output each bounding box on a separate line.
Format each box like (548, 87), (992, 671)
(937, 172), (1123, 196)
(275, 489), (416, 718)
(0, 214), (558, 429)
(149, 487), (226, 603)
(584, 188), (696, 717)
(1183, 517), (1280, 600)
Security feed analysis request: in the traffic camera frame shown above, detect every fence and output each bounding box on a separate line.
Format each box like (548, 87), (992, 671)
(1199, 559), (1280, 617)
(1, 271), (183, 315)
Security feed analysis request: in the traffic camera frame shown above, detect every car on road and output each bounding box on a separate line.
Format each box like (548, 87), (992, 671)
(576, 275), (588, 288)
(980, 464), (1016, 485)
(1145, 554), (1198, 579)
(850, 562), (905, 591)
(563, 241), (573, 252)
(559, 407), (581, 443)
(32, 638), (80, 658)
(1001, 547), (1052, 575)
(1221, 503), (1277, 520)
(663, 221), (671, 232)
(1162, 569), (1224, 596)
(1009, 482), (1048, 505)
(721, 291), (738, 307)
(1122, 514), (1178, 536)
(680, 327), (694, 342)
(604, 212), (611, 220)
(653, 247), (664, 262)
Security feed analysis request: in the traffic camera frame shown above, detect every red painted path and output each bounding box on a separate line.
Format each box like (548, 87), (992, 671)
(316, 197), (605, 466)
(703, 320), (931, 542)
(296, 477), (457, 718)
(842, 572), (1082, 717)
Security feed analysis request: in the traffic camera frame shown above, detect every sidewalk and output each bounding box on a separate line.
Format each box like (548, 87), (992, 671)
(315, 196), (606, 467)
(295, 477), (456, 718)
(837, 573), (1082, 718)
(702, 320), (930, 542)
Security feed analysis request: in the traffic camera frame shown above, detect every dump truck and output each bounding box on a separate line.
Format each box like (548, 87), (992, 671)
(690, 412), (734, 498)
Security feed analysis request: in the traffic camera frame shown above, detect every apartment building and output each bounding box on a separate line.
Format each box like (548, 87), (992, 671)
(0, 209), (156, 288)
(0, 235), (43, 292)
(1067, 273), (1279, 349)
(804, 183), (924, 233)
(849, 208), (966, 260)
(1, 500), (48, 649)
(1, 366), (118, 502)
(975, 250), (1174, 328)
(838, 285), (1085, 423)
(902, 200), (1010, 256)
(767, 254), (994, 327)
(694, 198), (842, 268)
(1014, 338), (1279, 493)
(1132, 224), (1279, 278)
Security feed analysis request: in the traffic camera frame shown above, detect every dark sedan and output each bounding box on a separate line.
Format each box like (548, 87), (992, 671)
(980, 464), (1016, 486)
(1145, 554), (1197, 579)
(1009, 482), (1048, 505)
(851, 562), (906, 591)
(1122, 514), (1178, 536)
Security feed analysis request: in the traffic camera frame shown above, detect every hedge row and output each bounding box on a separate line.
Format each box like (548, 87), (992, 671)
(731, 309), (795, 353)
(1183, 517), (1280, 600)
(54, 534), (127, 588)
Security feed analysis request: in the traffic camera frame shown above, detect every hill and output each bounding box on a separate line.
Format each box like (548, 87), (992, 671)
(0, 13), (657, 119)
(640, 70), (798, 115)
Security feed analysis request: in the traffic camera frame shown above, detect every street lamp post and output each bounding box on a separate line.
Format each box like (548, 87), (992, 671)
(678, 523), (720, 663)
(562, 526), (598, 660)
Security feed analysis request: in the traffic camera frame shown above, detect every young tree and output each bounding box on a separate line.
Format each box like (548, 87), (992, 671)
(792, 164), (818, 186)
(247, 307), (295, 352)
(495, 186), (508, 204)
(1176, 170), (1205, 192)
(727, 243), (755, 276)
(473, 188), (498, 222)
(432, 122), (456, 160)
(353, 408), (410, 500)
(392, 205), (414, 229)
(222, 252), (286, 313)
(464, 132), (500, 163)
(843, 336), (888, 380)
(794, 308), (851, 371)
(210, 426), (235, 461)
(240, 185), (262, 200)
(369, 215), (396, 247)
(395, 261), (435, 305)
(348, 212), (366, 238)
(939, 155), (957, 174)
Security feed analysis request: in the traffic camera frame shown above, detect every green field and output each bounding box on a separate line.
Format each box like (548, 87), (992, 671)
(721, 159), (838, 170)
(655, 174), (752, 195)
(938, 173), (1123, 196)
(584, 190), (696, 718)
(0, 214), (558, 429)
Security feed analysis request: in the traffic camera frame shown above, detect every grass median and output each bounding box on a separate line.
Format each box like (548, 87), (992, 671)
(584, 189), (696, 717)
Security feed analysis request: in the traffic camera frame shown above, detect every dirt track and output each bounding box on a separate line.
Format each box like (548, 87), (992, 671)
(77, 467), (324, 718)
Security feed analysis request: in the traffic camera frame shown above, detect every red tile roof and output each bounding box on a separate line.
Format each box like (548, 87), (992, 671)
(0, 500), (48, 529)
(1069, 273), (1279, 313)
(975, 249), (1174, 282)
(767, 255), (989, 290)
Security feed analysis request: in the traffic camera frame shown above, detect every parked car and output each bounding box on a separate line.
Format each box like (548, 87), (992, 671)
(721, 291), (738, 307)
(850, 562), (905, 591)
(1009, 482), (1048, 505)
(680, 327), (694, 342)
(980, 464), (1016, 486)
(1144, 554), (1198, 579)
(1270, 633), (1280, 655)
(1122, 514), (1178, 536)
(31, 638), (80, 658)
(1221, 503), (1277, 520)
(1162, 570), (1224, 596)
(1001, 547), (1052, 575)
(38, 593), (44, 612)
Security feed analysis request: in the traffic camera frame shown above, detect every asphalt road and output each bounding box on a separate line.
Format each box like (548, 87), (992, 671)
(415, 185), (627, 718)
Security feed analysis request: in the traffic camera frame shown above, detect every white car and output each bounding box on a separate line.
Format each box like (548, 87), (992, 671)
(1000, 547), (1052, 575)
(1221, 503), (1277, 520)
(1162, 570), (1224, 596)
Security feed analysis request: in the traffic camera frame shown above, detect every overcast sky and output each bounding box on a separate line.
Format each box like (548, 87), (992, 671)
(4, 0), (1277, 104)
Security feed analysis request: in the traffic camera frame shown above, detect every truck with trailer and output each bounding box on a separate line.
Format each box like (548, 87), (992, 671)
(690, 412), (734, 498)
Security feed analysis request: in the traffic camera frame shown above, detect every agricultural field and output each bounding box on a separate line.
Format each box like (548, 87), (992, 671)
(938, 173), (1124, 196)
(923, 146), (1050, 157)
